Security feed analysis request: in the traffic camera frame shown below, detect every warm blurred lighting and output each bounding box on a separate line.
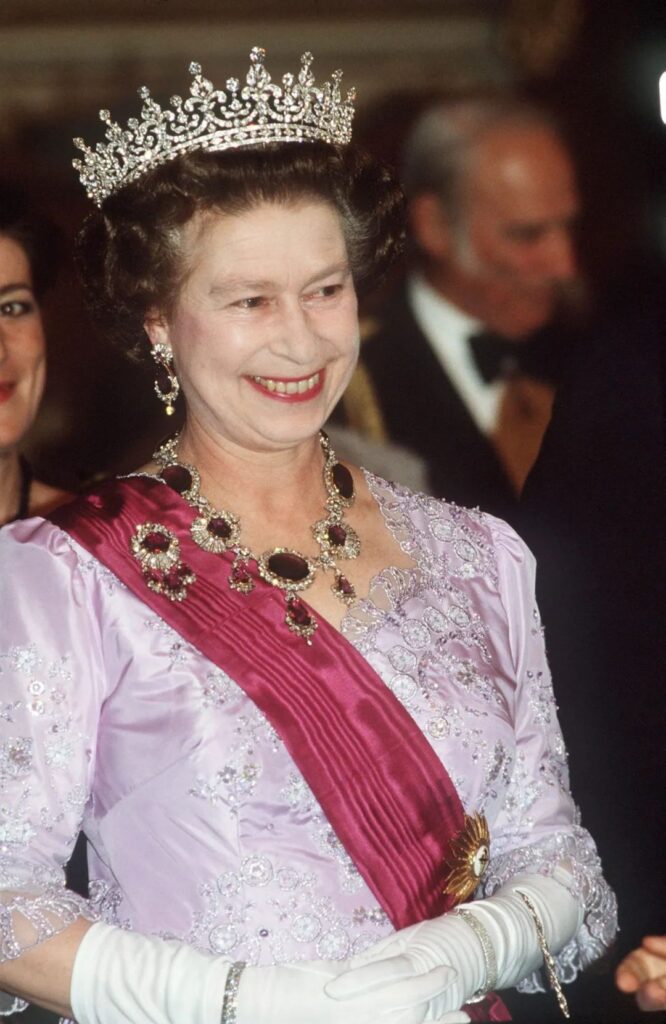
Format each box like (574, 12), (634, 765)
(661, 71), (666, 123)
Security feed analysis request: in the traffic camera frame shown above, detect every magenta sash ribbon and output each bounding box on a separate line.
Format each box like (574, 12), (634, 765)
(51, 477), (509, 1021)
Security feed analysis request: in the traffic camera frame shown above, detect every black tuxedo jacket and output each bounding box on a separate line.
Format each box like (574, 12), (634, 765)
(341, 285), (570, 519)
(519, 289), (666, 947)
(509, 280), (666, 1023)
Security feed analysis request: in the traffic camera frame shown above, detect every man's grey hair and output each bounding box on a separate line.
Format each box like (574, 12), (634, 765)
(401, 96), (562, 219)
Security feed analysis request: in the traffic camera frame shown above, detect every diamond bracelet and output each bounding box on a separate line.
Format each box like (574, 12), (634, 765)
(220, 961), (246, 1024)
(455, 907), (498, 1003)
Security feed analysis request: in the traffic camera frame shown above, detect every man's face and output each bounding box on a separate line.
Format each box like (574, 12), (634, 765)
(438, 125), (581, 339)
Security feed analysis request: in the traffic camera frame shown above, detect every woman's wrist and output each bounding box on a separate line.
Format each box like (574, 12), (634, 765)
(462, 870), (583, 994)
(71, 921), (230, 1024)
(453, 908), (498, 1001)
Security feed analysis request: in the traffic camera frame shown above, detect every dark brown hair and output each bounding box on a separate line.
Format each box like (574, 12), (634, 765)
(76, 142), (405, 358)
(0, 183), (63, 299)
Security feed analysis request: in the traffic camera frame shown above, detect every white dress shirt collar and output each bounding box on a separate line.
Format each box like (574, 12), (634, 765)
(407, 274), (505, 435)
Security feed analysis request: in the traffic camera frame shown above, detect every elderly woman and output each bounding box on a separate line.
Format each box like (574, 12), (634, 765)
(0, 186), (67, 524)
(0, 49), (615, 1024)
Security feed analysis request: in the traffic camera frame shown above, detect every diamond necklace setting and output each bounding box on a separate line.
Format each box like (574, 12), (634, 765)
(152, 430), (360, 643)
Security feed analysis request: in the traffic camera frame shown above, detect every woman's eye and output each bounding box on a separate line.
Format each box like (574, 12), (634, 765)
(235, 296), (265, 310)
(0, 300), (34, 317)
(310, 284), (342, 299)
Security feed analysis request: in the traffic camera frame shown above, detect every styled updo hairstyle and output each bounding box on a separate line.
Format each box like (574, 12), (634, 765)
(76, 142), (405, 359)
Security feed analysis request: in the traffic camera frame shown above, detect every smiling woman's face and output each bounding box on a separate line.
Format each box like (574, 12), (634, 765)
(146, 199), (360, 456)
(0, 235), (46, 456)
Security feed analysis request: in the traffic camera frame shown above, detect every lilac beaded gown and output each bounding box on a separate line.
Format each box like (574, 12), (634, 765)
(0, 474), (617, 1016)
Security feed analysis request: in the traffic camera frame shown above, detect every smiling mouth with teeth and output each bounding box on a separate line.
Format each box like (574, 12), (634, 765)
(248, 370), (324, 401)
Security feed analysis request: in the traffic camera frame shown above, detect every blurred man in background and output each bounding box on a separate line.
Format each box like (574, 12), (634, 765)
(518, 282), (666, 1022)
(340, 96), (582, 516)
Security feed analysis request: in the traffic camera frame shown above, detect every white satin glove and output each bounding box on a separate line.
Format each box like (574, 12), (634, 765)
(71, 922), (228, 1024)
(326, 868), (583, 1019)
(70, 920), (459, 1024)
(239, 958), (462, 1024)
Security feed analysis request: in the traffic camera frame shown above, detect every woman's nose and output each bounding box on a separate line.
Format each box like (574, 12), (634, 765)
(272, 302), (319, 365)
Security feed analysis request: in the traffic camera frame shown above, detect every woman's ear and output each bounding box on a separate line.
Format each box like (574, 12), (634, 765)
(144, 309), (170, 350)
(408, 193), (453, 262)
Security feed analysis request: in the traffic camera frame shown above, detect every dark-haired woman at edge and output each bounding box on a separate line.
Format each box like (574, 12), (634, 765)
(0, 187), (69, 526)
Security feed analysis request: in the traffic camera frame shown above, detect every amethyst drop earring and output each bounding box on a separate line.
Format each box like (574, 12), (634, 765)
(152, 343), (180, 416)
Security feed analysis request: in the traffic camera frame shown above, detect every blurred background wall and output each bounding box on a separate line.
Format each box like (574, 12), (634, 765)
(1, 0), (664, 488)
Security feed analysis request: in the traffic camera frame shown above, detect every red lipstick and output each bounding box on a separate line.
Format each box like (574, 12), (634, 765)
(246, 369), (325, 403)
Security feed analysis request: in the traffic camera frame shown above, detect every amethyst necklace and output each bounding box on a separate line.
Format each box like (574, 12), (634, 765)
(150, 431), (359, 643)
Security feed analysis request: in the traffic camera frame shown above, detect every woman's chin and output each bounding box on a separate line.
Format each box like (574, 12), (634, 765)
(0, 424), (26, 456)
(248, 418), (329, 453)
(240, 394), (338, 449)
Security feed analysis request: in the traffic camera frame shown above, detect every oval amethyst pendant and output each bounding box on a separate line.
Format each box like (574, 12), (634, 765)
(320, 431), (355, 509)
(191, 509), (240, 554)
(312, 517), (361, 562)
(257, 548), (316, 592)
(328, 524), (347, 547)
(267, 552), (310, 582)
(159, 462), (200, 501)
(130, 522), (195, 602)
(131, 522), (180, 571)
(332, 462), (354, 501)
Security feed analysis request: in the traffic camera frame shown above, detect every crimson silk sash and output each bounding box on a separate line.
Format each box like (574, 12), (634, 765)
(51, 477), (509, 1022)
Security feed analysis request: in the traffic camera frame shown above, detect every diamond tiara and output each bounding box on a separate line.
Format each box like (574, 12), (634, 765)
(73, 46), (356, 207)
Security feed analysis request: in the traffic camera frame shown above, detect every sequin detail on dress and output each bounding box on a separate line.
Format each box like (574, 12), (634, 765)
(0, 493), (617, 984)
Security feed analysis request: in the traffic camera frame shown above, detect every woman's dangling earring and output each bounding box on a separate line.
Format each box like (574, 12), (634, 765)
(152, 343), (180, 416)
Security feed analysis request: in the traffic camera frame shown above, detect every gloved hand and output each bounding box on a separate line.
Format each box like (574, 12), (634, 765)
(238, 957), (457, 1024)
(71, 920), (460, 1024)
(326, 868), (583, 1019)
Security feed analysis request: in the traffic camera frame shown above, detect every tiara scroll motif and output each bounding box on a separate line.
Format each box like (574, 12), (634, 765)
(73, 47), (356, 206)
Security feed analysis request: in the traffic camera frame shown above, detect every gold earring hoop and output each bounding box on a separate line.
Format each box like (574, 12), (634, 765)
(152, 343), (180, 416)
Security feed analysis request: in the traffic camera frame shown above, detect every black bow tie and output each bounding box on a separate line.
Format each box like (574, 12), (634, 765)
(469, 332), (525, 384)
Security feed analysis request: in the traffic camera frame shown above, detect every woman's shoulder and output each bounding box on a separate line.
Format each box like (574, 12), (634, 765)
(0, 511), (123, 600)
(0, 516), (81, 589)
(364, 469), (530, 564)
(1, 511), (70, 550)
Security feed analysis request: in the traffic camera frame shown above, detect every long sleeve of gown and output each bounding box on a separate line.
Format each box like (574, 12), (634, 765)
(0, 483), (618, 1009)
(0, 521), (104, 1011)
(480, 516), (617, 990)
